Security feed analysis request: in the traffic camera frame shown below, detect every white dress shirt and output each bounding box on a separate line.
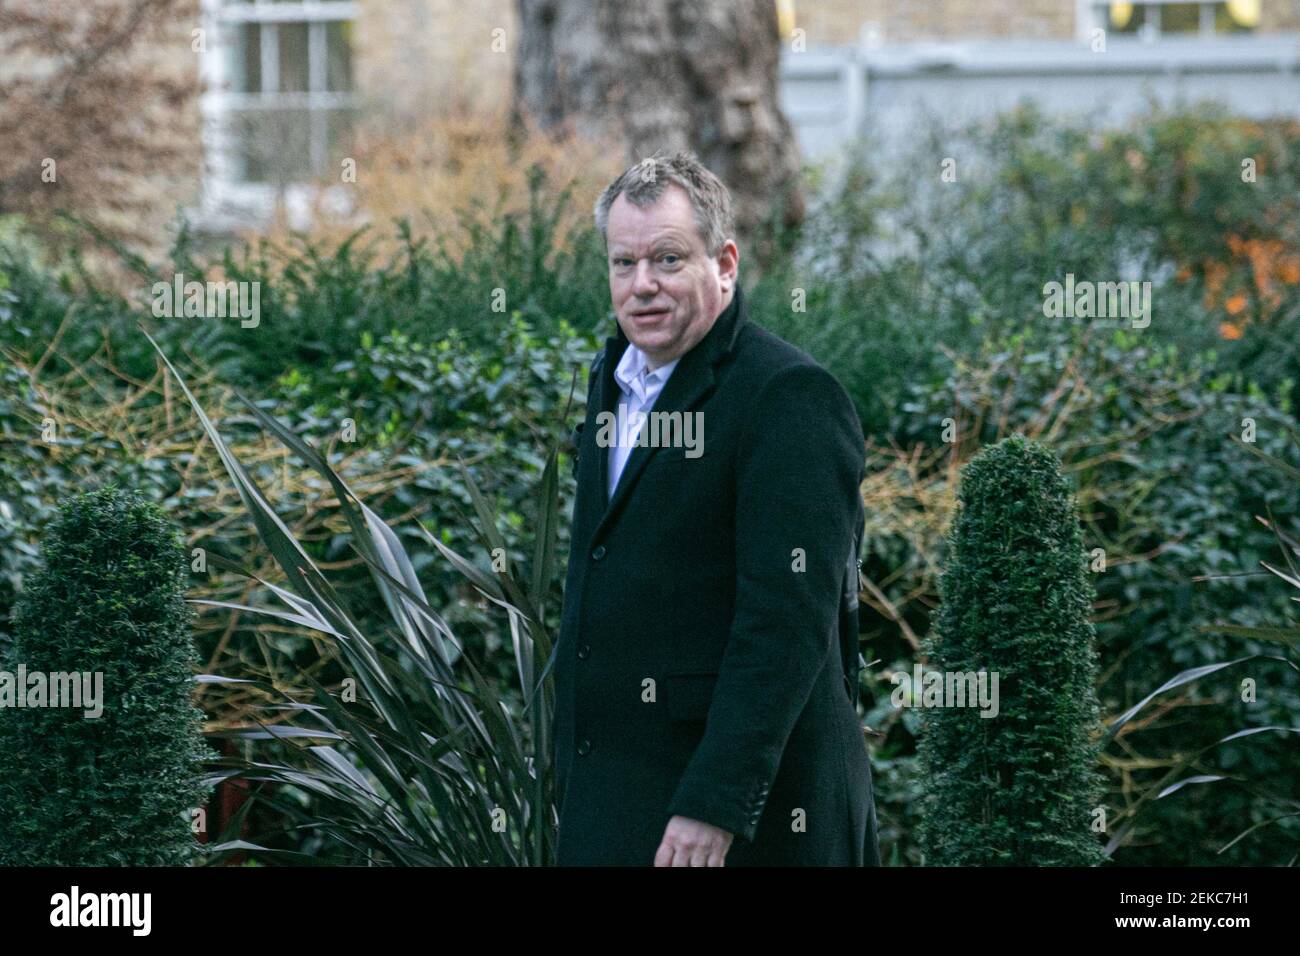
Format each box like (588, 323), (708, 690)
(608, 343), (680, 500)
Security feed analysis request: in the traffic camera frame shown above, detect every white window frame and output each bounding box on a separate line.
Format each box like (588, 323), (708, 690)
(198, 0), (360, 230)
(1078, 0), (1258, 42)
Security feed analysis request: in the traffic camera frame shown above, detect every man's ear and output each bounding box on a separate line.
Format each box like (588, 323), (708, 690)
(717, 239), (740, 293)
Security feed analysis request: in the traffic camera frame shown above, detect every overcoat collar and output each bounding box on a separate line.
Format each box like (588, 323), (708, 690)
(601, 280), (748, 380)
(592, 283), (748, 532)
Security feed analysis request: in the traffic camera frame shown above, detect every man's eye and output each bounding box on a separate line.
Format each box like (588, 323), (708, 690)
(661, 254), (680, 265)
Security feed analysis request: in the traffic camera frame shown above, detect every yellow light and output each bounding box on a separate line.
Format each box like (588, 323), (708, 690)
(1110, 2), (1134, 29)
(1226, 0), (1261, 28)
(776, 0), (796, 39)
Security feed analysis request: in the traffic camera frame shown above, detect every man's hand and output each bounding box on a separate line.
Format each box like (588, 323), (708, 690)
(653, 815), (734, 866)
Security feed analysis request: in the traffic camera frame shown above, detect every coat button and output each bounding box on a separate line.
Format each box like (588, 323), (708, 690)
(577, 643), (591, 660)
(590, 545), (606, 561)
(577, 738), (592, 756)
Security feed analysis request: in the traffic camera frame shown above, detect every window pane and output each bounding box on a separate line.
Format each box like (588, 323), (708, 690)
(1107, 3), (1146, 34)
(278, 22), (310, 93)
(326, 21), (354, 92)
(1217, 1), (1259, 32)
(232, 108), (314, 184)
(234, 22), (261, 93)
(1161, 3), (1203, 33)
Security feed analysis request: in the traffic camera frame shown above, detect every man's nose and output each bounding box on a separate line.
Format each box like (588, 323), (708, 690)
(632, 259), (658, 295)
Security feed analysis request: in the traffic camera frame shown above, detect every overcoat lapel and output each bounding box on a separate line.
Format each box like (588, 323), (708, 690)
(591, 285), (748, 542)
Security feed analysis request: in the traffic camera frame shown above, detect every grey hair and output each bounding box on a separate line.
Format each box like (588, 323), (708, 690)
(593, 150), (734, 257)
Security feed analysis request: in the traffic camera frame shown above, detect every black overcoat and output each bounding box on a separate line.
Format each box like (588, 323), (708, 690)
(552, 283), (881, 866)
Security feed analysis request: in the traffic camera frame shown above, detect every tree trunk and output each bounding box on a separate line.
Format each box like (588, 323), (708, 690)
(513, 0), (804, 267)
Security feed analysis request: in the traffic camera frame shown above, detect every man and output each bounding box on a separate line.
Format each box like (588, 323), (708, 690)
(553, 151), (881, 867)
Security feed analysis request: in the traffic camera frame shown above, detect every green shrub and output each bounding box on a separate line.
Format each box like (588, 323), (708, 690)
(0, 485), (212, 865)
(0, 359), (177, 649)
(755, 102), (1300, 439)
(0, 165), (609, 392)
(0, 307), (594, 704)
(917, 435), (1107, 866)
(876, 322), (1300, 864)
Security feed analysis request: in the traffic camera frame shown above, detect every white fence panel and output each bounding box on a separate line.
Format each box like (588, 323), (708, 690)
(780, 36), (1300, 160)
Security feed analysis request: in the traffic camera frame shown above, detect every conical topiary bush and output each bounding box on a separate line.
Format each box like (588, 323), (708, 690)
(0, 485), (212, 865)
(917, 434), (1107, 865)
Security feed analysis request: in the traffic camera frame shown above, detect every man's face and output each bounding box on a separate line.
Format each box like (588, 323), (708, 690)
(606, 183), (739, 369)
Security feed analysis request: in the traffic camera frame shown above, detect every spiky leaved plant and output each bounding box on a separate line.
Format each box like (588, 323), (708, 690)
(144, 329), (565, 865)
(917, 434), (1107, 865)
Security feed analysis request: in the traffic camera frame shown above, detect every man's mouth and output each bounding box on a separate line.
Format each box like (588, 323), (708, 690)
(631, 308), (671, 322)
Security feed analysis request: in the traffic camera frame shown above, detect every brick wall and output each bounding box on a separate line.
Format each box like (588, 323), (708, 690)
(1260, 0), (1300, 30)
(792, 0), (1074, 45)
(353, 0), (515, 121)
(0, 0), (204, 256)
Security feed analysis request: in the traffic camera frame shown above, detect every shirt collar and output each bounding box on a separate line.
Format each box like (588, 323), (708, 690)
(614, 343), (679, 397)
